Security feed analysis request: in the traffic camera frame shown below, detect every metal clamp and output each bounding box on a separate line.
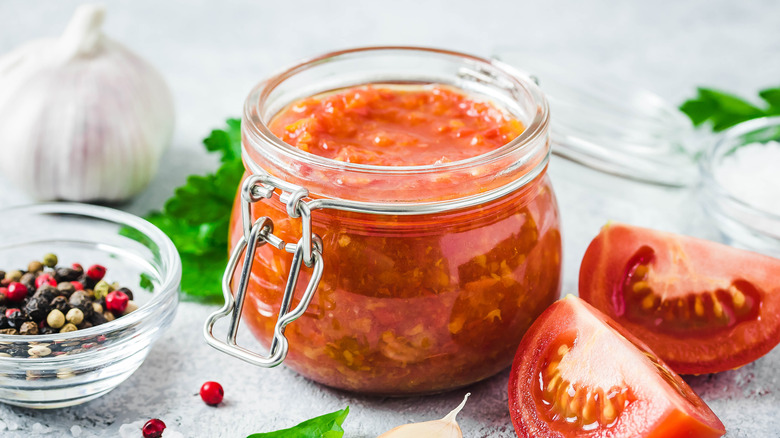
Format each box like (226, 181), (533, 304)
(203, 174), (324, 367)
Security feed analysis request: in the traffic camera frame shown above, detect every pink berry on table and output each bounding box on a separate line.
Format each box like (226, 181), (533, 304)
(5, 308), (20, 318)
(70, 281), (84, 291)
(200, 381), (224, 406)
(86, 264), (106, 281)
(35, 273), (57, 288)
(5, 282), (28, 301)
(142, 418), (166, 438)
(105, 290), (129, 314)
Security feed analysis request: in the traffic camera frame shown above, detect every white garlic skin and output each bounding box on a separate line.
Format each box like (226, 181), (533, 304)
(378, 393), (470, 438)
(0, 4), (174, 202)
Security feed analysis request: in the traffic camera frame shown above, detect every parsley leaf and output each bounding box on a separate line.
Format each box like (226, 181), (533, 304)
(204, 118), (242, 162)
(680, 87), (779, 132)
(144, 118), (243, 302)
(247, 408), (349, 438)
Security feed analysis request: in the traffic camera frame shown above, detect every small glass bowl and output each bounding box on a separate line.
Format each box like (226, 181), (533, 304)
(700, 117), (780, 257)
(0, 203), (181, 408)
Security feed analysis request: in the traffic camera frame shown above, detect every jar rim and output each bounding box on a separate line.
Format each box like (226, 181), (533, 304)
(243, 46), (550, 176)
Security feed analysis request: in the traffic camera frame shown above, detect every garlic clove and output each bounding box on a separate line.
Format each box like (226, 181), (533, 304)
(378, 393), (470, 438)
(58, 3), (105, 60)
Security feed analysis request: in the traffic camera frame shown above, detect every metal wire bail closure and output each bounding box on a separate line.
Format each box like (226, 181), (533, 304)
(203, 174), (324, 367)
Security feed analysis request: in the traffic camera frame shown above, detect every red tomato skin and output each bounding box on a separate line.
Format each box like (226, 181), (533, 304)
(508, 297), (725, 438)
(579, 223), (780, 375)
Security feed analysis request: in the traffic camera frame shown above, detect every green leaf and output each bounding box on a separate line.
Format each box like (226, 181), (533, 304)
(139, 273), (155, 292)
(759, 87), (780, 114)
(164, 160), (243, 224)
(247, 407), (349, 438)
(178, 250), (229, 303)
(679, 87), (766, 132)
(679, 86), (780, 132)
(204, 118), (242, 162)
(141, 119), (244, 300)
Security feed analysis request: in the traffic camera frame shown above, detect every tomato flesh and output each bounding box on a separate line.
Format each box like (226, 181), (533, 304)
(579, 223), (780, 374)
(508, 296), (725, 438)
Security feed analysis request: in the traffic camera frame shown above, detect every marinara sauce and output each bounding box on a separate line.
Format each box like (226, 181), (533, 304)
(230, 48), (561, 395)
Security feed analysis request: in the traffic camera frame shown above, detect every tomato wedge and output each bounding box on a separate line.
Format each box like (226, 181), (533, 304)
(579, 223), (780, 374)
(508, 296), (725, 438)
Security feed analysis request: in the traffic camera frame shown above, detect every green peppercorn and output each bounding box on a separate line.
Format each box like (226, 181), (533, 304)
(103, 311), (116, 322)
(59, 323), (78, 333)
(93, 280), (113, 299)
(46, 309), (66, 329)
(92, 302), (103, 314)
(42, 253), (58, 268)
(65, 308), (84, 325)
(27, 261), (43, 273)
(4, 270), (22, 282)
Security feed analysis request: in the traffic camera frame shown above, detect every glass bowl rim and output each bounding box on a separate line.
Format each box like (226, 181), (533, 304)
(699, 116), (780, 223)
(0, 202), (182, 348)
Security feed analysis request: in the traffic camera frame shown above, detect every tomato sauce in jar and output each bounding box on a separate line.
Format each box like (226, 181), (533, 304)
(227, 47), (562, 395)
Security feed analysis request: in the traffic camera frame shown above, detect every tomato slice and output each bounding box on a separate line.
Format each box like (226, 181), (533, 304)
(579, 223), (780, 374)
(508, 296), (725, 438)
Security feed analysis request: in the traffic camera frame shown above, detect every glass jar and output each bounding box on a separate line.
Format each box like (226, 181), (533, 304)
(207, 47), (561, 395)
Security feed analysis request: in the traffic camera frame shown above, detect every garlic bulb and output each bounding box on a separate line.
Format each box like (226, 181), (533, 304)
(378, 393), (470, 438)
(0, 4), (174, 202)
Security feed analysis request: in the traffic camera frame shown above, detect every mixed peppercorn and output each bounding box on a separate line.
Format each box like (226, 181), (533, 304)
(0, 254), (138, 347)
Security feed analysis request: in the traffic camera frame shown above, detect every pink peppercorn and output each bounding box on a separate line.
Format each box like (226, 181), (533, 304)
(105, 290), (129, 314)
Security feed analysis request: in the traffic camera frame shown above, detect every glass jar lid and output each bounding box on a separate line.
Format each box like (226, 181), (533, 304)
(495, 52), (698, 187)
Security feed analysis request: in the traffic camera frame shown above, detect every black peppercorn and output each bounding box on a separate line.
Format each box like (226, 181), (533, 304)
(118, 287), (134, 301)
(19, 273), (36, 292)
(56, 281), (76, 297)
(0, 315), (9, 329)
(6, 310), (28, 329)
(50, 296), (69, 313)
(39, 326), (56, 335)
(23, 297), (48, 322)
(89, 311), (108, 326)
(54, 267), (80, 283)
(81, 276), (97, 290)
(68, 291), (90, 309)
(33, 285), (58, 302)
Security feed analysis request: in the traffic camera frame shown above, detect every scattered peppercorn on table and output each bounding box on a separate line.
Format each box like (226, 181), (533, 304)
(1, 1), (780, 437)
